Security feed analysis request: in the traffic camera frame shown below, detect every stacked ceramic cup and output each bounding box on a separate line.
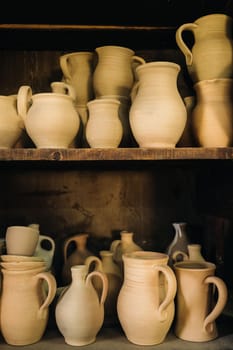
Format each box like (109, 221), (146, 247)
(176, 13), (233, 147)
(85, 45), (145, 148)
(0, 225), (57, 346)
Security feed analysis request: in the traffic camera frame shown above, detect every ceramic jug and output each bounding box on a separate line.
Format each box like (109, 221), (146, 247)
(172, 243), (206, 263)
(174, 260), (228, 342)
(165, 222), (190, 267)
(192, 78), (233, 147)
(129, 61), (187, 147)
(93, 45), (145, 98)
(60, 51), (95, 105)
(86, 98), (123, 148)
(29, 224), (55, 271)
(110, 230), (143, 276)
(17, 84), (80, 148)
(117, 251), (177, 345)
(0, 266), (57, 345)
(176, 14), (233, 83)
(0, 92), (24, 148)
(62, 233), (93, 285)
(85, 250), (122, 326)
(55, 264), (108, 346)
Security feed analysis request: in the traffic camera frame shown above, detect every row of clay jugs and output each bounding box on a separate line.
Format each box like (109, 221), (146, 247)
(85, 250), (122, 327)
(129, 61), (187, 147)
(117, 251), (177, 346)
(17, 82), (80, 148)
(61, 233), (93, 285)
(0, 257), (57, 345)
(55, 264), (108, 346)
(0, 90), (25, 148)
(110, 230), (143, 276)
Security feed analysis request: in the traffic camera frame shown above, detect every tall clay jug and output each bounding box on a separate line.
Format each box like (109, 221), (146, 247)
(176, 14), (233, 83)
(62, 233), (93, 285)
(129, 61), (187, 147)
(60, 51), (95, 105)
(0, 266), (57, 345)
(174, 260), (228, 342)
(55, 264), (108, 346)
(85, 250), (122, 326)
(93, 45), (145, 98)
(192, 78), (233, 147)
(110, 230), (143, 275)
(117, 251), (177, 345)
(17, 84), (80, 148)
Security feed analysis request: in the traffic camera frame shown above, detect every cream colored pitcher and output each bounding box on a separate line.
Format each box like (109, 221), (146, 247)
(176, 14), (233, 83)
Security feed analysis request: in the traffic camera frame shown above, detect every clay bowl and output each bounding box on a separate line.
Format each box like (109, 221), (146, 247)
(0, 254), (43, 262)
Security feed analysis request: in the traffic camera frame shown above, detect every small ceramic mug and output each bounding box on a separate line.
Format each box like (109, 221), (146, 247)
(5, 225), (39, 256)
(173, 260), (228, 342)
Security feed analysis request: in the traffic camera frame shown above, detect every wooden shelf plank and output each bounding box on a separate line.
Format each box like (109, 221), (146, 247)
(0, 148), (233, 162)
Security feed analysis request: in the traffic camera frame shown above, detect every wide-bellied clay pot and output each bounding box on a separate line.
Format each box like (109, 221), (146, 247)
(17, 83), (80, 148)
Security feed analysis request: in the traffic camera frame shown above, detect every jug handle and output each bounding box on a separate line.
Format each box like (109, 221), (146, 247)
(172, 250), (189, 263)
(34, 271), (57, 316)
(153, 265), (177, 322)
(203, 276), (228, 334)
(110, 239), (121, 253)
(59, 54), (72, 81)
(17, 85), (32, 123)
(130, 81), (139, 101)
(85, 255), (103, 273)
(175, 23), (197, 66)
(86, 270), (108, 305)
(63, 236), (77, 263)
(36, 235), (55, 256)
(51, 81), (76, 101)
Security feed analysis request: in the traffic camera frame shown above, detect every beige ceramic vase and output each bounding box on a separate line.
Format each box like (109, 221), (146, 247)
(86, 98), (123, 148)
(59, 51), (95, 105)
(117, 251), (177, 345)
(192, 78), (233, 147)
(0, 266), (57, 345)
(0, 92), (25, 148)
(55, 264), (108, 346)
(93, 45), (145, 98)
(85, 250), (123, 327)
(129, 61), (187, 147)
(62, 233), (93, 285)
(174, 260), (228, 342)
(110, 230), (143, 276)
(17, 84), (80, 148)
(172, 243), (206, 263)
(176, 14), (233, 83)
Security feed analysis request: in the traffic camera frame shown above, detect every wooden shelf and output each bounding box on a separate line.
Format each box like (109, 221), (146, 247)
(0, 148), (233, 162)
